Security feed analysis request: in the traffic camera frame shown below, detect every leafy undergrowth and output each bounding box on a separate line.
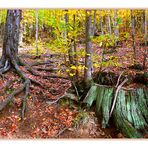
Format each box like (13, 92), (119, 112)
(0, 43), (147, 139)
(0, 75), (118, 139)
(0, 100), (118, 139)
(0, 51), (118, 139)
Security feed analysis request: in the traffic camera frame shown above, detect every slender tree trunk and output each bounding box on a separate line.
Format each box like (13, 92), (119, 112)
(35, 9), (39, 56)
(0, 10), (21, 70)
(0, 11), (2, 42)
(143, 10), (147, 69)
(64, 10), (74, 65)
(114, 10), (119, 37)
(142, 10), (145, 34)
(64, 10), (69, 41)
(73, 14), (78, 79)
(93, 10), (97, 36)
(84, 10), (93, 88)
(114, 10), (119, 46)
(131, 10), (136, 64)
(108, 10), (112, 35)
(100, 10), (104, 35)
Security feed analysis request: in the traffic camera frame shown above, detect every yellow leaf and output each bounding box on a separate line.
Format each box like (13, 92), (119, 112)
(70, 73), (75, 77)
(70, 65), (76, 70)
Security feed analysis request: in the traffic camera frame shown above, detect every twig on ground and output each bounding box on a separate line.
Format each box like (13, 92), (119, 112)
(46, 93), (67, 105)
(54, 125), (68, 138)
(115, 71), (124, 87)
(109, 78), (128, 117)
(72, 81), (80, 100)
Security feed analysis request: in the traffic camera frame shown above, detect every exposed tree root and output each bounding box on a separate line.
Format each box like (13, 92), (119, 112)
(0, 79), (15, 96)
(0, 60), (11, 74)
(29, 78), (46, 89)
(0, 56), (70, 119)
(34, 67), (59, 72)
(21, 79), (30, 119)
(0, 57), (31, 119)
(0, 85), (24, 111)
(19, 58), (68, 80)
(30, 60), (53, 67)
(46, 93), (67, 105)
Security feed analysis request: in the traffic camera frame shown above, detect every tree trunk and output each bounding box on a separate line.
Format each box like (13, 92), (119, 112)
(0, 10), (21, 70)
(100, 10), (104, 35)
(0, 10), (31, 119)
(92, 10), (97, 36)
(114, 10), (120, 47)
(114, 10), (119, 37)
(35, 9), (39, 56)
(0, 11), (2, 44)
(73, 14), (78, 79)
(64, 10), (69, 41)
(143, 10), (147, 69)
(108, 10), (112, 35)
(131, 10), (136, 64)
(64, 10), (74, 66)
(142, 10), (145, 34)
(19, 23), (24, 47)
(84, 10), (93, 88)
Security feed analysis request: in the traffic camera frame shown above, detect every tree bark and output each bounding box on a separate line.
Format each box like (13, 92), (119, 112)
(35, 9), (39, 56)
(0, 10), (21, 70)
(131, 10), (136, 64)
(100, 10), (104, 35)
(84, 10), (93, 88)
(114, 10), (119, 46)
(0, 10), (31, 118)
(108, 10), (112, 35)
(143, 10), (147, 69)
(114, 10), (119, 37)
(73, 14), (78, 79)
(64, 10), (74, 65)
(92, 10), (97, 36)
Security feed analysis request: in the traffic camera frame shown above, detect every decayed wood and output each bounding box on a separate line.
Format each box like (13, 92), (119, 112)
(109, 78), (128, 117)
(101, 87), (113, 128)
(84, 82), (148, 138)
(83, 85), (98, 107)
(113, 93), (143, 138)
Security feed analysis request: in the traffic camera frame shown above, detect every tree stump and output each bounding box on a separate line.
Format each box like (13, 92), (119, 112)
(84, 83), (148, 138)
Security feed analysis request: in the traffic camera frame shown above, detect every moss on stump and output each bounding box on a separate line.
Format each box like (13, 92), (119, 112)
(84, 83), (148, 138)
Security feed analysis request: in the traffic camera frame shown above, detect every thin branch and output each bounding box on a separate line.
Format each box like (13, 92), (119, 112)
(72, 81), (80, 99)
(109, 78), (128, 117)
(54, 126), (68, 138)
(115, 71), (124, 87)
(46, 93), (67, 105)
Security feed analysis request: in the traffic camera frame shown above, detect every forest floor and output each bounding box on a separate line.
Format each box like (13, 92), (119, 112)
(0, 43), (147, 139)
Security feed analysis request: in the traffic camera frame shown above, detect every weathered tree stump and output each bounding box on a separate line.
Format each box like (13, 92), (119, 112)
(84, 83), (148, 138)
